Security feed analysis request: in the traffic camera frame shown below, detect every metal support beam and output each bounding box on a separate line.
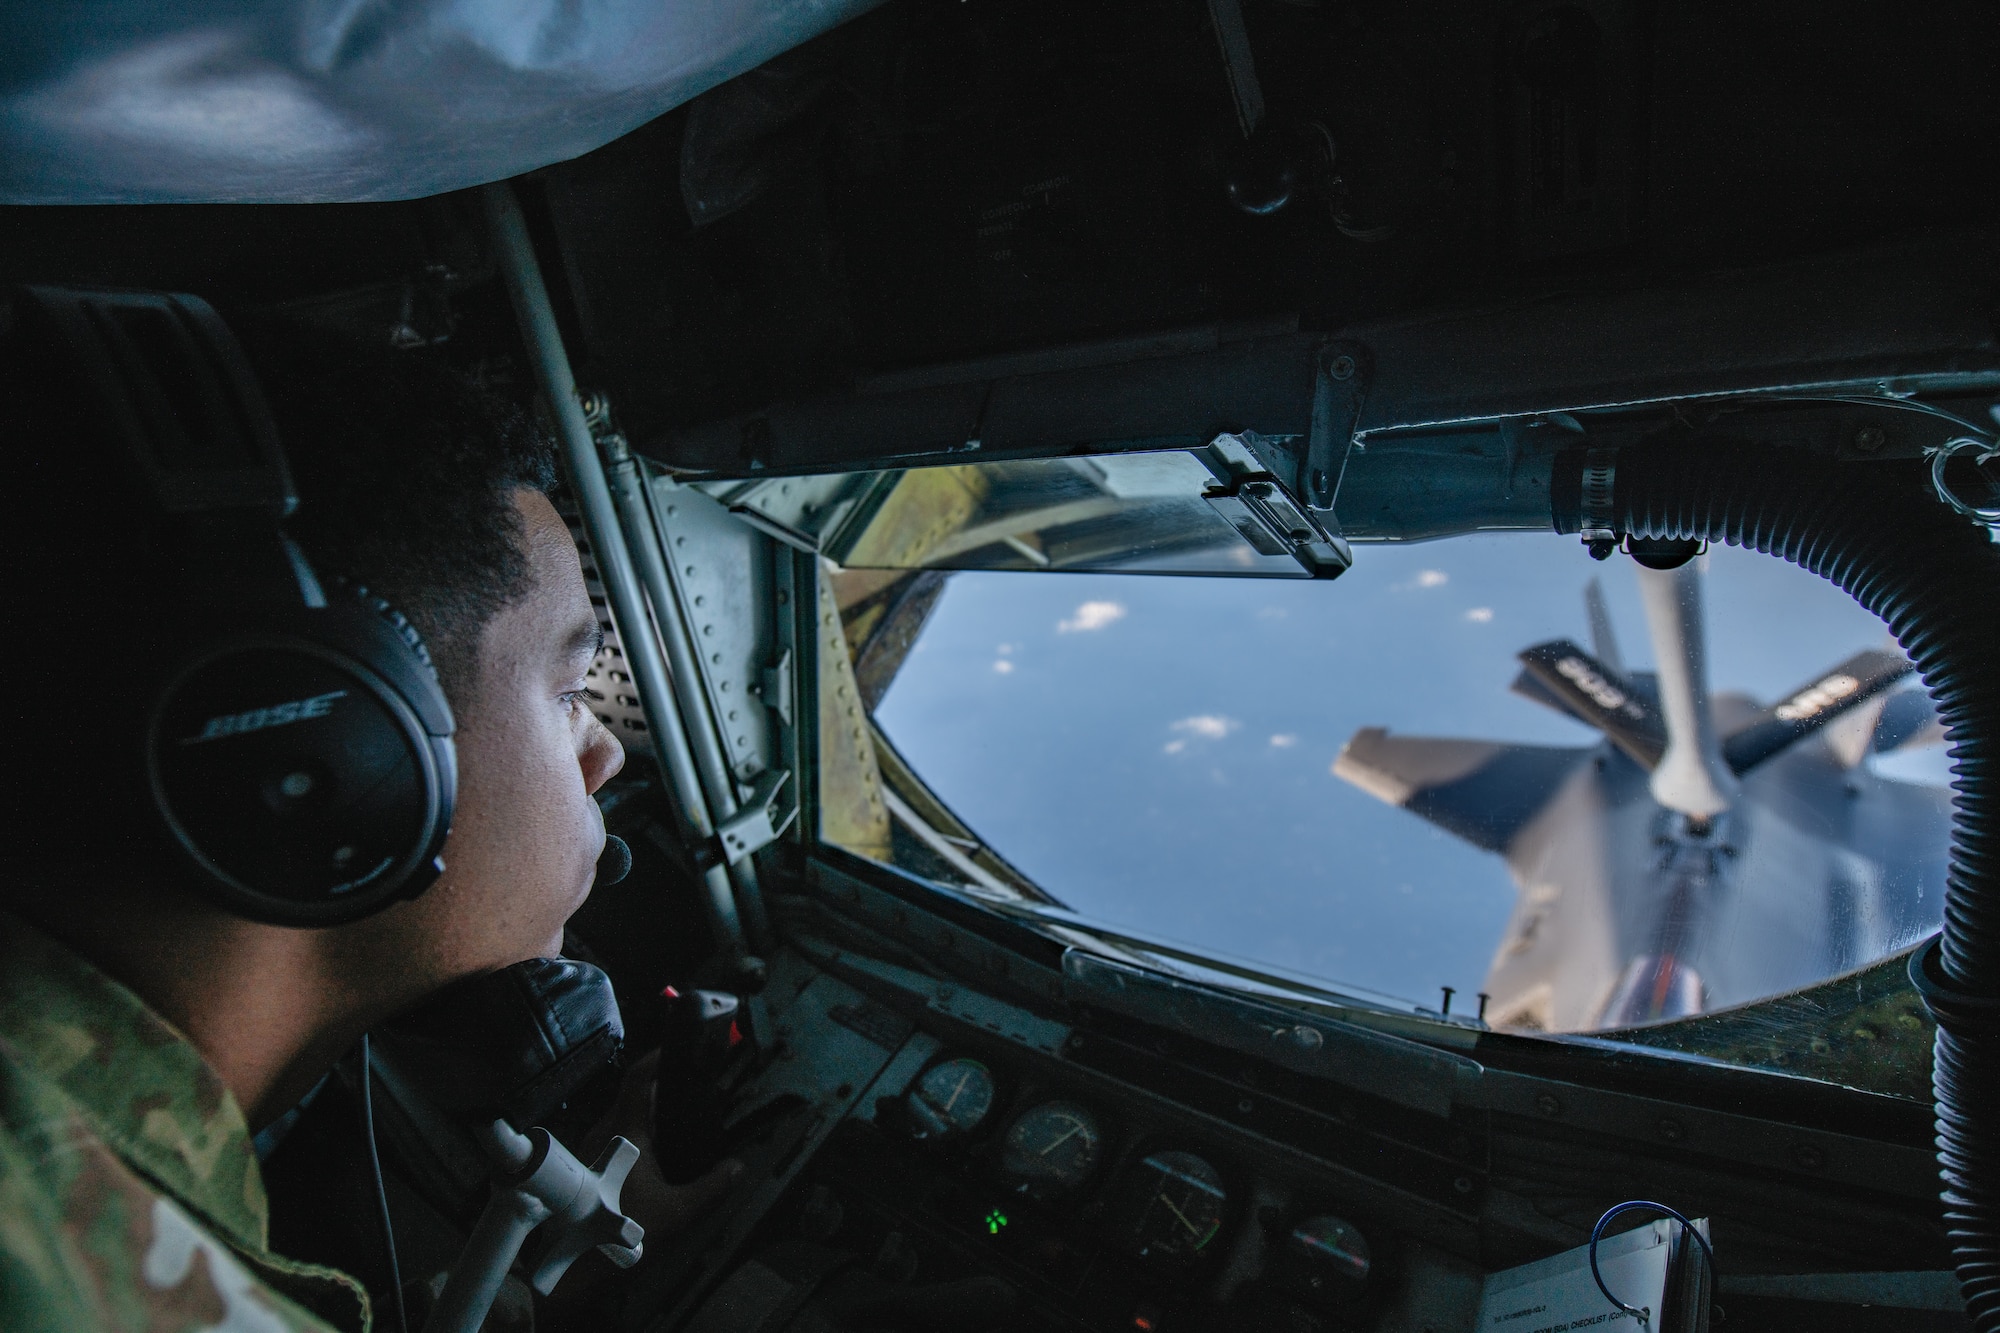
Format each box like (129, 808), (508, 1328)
(482, 181), (748, 962)
(601, 433), (773, 946)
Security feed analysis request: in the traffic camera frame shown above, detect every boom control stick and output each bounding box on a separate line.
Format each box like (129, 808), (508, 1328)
(374, 948), (644, 1333)
(652, 986), (744, 1185)
(422, 1120), (644, 1333)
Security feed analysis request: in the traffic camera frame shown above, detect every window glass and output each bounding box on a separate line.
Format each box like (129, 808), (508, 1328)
(817, 521), (1950, 1083)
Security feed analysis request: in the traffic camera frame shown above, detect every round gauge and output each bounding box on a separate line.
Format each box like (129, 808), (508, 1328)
(999, 1100), (1103, 1197)
(1285, 1214), (1372, 1294)
(905, 1057), (996, 1140)
(1120, 1151), (1228, 1261)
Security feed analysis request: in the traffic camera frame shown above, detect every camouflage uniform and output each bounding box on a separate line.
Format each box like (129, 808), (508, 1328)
(0, 912), (371, 1332)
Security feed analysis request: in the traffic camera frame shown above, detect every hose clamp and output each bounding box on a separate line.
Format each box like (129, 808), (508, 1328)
(1579, 447), (1619, 559)
(1927, 437), (2000, 529)
(1908, 934), (2000, 1030)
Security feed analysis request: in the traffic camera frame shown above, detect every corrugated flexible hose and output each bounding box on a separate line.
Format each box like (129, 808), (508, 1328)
(1554, 438), (2000, 1329)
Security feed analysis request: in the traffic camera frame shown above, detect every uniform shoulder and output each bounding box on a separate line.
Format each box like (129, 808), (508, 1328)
(0, 949), (368, 1333)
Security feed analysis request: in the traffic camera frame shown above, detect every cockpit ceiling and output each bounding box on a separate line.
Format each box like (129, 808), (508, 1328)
(7, 2), (2000, 489)
(0, 0), (882, 204)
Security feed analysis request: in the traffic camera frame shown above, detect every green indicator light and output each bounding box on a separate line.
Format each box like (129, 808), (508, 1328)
(985, 1210), (1009, 1235)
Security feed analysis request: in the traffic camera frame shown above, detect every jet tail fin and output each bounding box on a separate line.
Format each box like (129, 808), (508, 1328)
(1334, 728), (1593, 853)
(1508, 666), (1579, 720)
(1720, 648), (1914, 773)
(1873, 687), (1946, 754)
(1516, 639), (1667, 768)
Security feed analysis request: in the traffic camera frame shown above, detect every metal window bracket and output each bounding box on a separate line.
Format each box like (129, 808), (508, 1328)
(718, 769), (798, 865)
(1202, 430), (1353, 577)
(1306, 341), (1369, 514)
(754, 649), (794, 728)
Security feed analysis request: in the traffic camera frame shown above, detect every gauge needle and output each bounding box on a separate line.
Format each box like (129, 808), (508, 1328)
(1159, 1195), (1202, 1237)
(945, 1069), (971, 1112)
(1038, 1122), (1084, 1157)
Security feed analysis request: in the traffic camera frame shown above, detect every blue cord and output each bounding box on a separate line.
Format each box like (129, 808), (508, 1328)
(1589, 1200), (1713, 1326)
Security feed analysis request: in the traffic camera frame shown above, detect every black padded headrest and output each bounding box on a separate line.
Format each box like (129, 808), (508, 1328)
(373, 956), (624, 1132)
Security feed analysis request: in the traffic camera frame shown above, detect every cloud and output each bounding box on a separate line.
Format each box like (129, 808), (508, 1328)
(1256, 606), (1289, 620)
(1395, 568), (1451, 591)
(996, 643), (1016, 656)
(1269, 733), (1299, 748)
(1058, 600), (1127, 633)
(1164, 715), (1240, 756)
(992, 659), (1015, 674)
(1464, 607), (1494, 623)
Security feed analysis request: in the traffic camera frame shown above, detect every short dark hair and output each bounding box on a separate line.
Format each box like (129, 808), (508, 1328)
(247, 328), (560, 700)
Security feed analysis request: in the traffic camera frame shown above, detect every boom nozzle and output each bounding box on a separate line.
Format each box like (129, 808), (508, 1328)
(1635, 564), (1738, 819)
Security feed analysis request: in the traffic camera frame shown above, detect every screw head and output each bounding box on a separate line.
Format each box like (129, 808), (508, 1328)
(1328, 353), (1357, 381)
(1278, 1024), (1325, 1051)
(1854, 425), (1887, 453)
(1657, 1117), (1686, 1143)
(1535, 1092), (1563, 1117)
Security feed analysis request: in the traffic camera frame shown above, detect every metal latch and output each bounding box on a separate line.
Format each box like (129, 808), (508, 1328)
(716, 769), (798, 864)
(1202, 433), (1352, 577)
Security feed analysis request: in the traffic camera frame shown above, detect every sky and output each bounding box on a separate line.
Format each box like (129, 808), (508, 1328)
(872, 533), (1949, 1013)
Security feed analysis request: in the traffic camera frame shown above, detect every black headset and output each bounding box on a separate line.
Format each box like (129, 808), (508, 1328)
(23, 287), (457, 927)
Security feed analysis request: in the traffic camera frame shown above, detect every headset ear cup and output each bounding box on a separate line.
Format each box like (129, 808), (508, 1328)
(146, 601), (456, 928)
(349, 584), (440, 682)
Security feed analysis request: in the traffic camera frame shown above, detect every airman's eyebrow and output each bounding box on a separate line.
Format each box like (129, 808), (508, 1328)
(565, 619), (605, 662)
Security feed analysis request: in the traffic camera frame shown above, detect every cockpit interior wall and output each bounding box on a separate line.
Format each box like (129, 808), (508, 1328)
(0, 0), (883, 204)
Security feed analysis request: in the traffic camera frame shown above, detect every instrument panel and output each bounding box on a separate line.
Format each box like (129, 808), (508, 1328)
(751, 1037), (1395, 1332)
(658, 940), (1952, 1333)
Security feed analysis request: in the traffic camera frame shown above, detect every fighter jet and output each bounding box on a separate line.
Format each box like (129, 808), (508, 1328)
(1333, 559), (1953, 1034)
